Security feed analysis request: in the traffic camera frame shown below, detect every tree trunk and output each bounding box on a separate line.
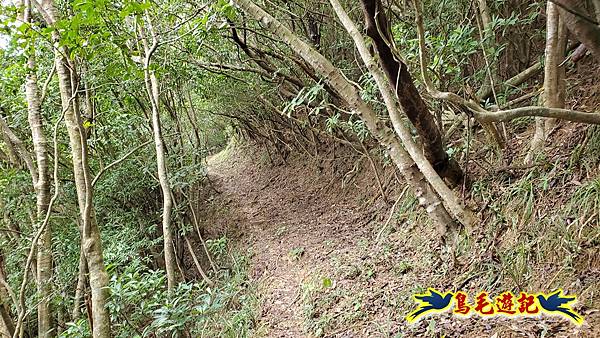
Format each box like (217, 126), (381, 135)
(22, 0), (53, 335)
(139, 16), (178, 291)
(359, 0), (463, 186)
(330, 0), (472, 233)
(54, 44), (112, 338)
(526, 1), (567, 163)
(555, 0), (600, 61)
(148, 69), (178, 291)
(477, 0), (492, 28)
(231, 0), (470, 242)
(475, 0), (500, 101)
(40, 1), (112, 337)
(28, 63), (53, 338)
(71, 248), (88, 320)
(0, 254), (15, 338)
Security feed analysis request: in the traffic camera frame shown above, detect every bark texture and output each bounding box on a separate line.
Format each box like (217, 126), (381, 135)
(359, 0), (463, 186)
(28, 63), (54, 338)
(555, 0), (600, 61)
(71, 248), (88, 320)
(40, 1), (112, 337)
(23, 0), (53, 335)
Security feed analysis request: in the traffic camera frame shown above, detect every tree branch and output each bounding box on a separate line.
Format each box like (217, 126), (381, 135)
(411, 0), (600, 127)
(0, 114), (38, 184)
(91, 139), (153, 187)
(476, 106), (600, 124)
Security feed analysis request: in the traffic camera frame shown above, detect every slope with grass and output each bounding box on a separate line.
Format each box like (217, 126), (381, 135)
(202, 127), (599, 337)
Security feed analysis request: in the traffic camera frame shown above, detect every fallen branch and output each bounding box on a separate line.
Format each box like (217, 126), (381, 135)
(495, 163), (540, 173)
(500, 88), (543, 109)
(479, 62), (542, 100)
(184, 235), (213, 286)
(479, 42), (578, 101)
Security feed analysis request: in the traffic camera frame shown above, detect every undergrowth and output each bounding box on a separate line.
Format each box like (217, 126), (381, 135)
(59, 240), (260, 338)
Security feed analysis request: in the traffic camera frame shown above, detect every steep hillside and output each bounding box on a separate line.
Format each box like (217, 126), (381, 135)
(202, 135), (599, 337)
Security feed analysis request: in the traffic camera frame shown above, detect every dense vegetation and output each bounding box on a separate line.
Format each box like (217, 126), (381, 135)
(0, 0), (599, 337)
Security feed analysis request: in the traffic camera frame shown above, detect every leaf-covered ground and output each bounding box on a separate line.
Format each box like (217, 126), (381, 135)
(202, 137), (599, 337)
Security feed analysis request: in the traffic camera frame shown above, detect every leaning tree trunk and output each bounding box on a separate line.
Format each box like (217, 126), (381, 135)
(139, 15), (178, 291)
(27, 60), (54, 338)
(555, 0), (600, 61)
(359, 0), (463, 186)
(40, 1), (112, 337)
(526, 1), (567, 163)
(329, 0), (472, 235)
(231, 0), (473, 242)
(22, 0), (53, 336)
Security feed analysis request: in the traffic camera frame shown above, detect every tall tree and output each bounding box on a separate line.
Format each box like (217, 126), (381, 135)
(22, 0), (53, 335)
(37, 1), (112, 336)
(139, 11), (179, 290)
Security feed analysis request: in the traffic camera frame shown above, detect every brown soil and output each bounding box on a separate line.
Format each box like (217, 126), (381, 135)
(206, 146), (387, 337)
(203, 138), (599, 337)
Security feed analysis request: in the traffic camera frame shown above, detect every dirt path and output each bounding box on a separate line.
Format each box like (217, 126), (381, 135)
(206, 149), (375, 337)
(205, 146), (600, 338)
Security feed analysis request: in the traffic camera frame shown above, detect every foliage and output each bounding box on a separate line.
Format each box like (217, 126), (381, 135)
(56, 243), (258, 338)
(0, 0), (598, 336)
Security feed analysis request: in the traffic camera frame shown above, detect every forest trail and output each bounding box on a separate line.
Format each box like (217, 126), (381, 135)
(203, 145), (600, 338)
(206, 147), (377, 337)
